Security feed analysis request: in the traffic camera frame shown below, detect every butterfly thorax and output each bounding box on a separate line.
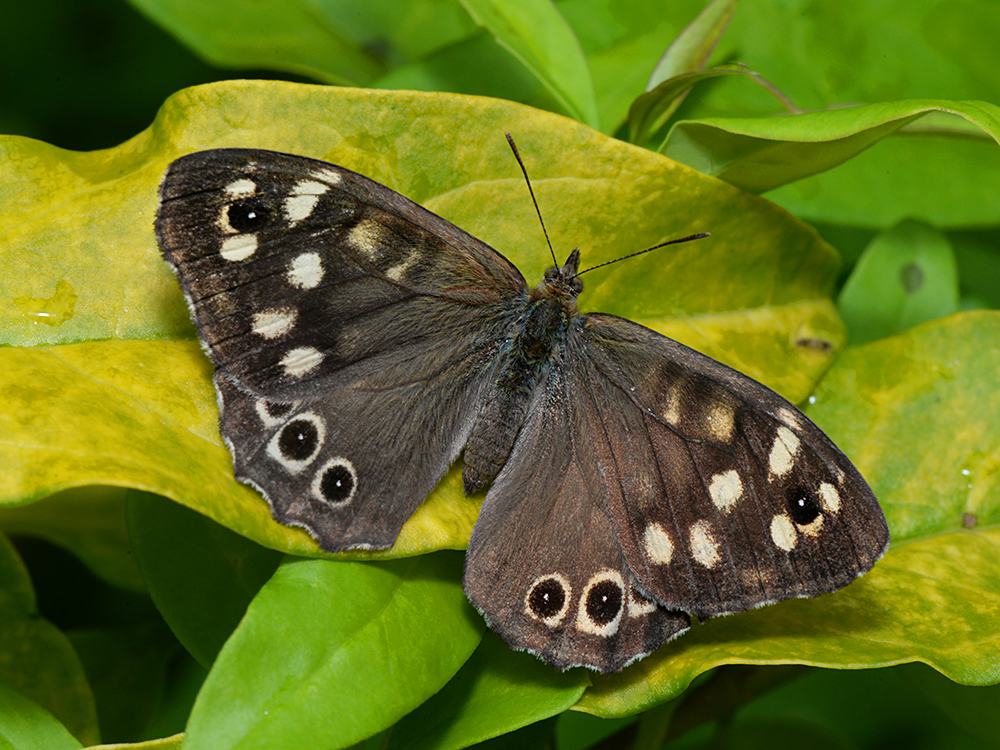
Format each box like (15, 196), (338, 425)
(462, 252), (583, 495)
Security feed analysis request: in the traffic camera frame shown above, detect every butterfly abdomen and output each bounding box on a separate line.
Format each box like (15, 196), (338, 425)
(462, 293), (573, 494)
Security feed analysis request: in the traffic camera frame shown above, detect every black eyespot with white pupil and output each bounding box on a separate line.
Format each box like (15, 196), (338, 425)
(787, 486), (822, 525)
(586, 579), (623, 626)
(277, 418), (320, 462)
(319, 462), (355, 505)
(529, 577), (566, 619)
(228, 198), (272, 233)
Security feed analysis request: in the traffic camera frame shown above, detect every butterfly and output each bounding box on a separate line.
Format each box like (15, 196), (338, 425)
(155, 144), (889, 673)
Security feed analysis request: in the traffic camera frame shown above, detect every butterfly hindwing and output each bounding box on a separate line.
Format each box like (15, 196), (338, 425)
(464, 363), (690, 672)
(156, 149), (528, 550)
(574, 314), (890, 618)
(213, 355), (492, 550)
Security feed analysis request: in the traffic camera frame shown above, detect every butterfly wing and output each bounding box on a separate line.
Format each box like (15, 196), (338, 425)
(157, 149), (527, 550)
(464, 362), (690, 673)
(573, 314), (890, 618)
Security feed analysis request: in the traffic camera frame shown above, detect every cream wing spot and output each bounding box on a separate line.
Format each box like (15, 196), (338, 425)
(819, 482), (842, 514)
(313, 167), (342, 185)
(661, 385), (682, 426)
(385, 251), (420, 282)
(288, 252), (324, 289)
(798, 515), (825, 537)
(575, 570), (625, 637)
(627, 587), (658, 618)
(689, 521), (720, 568)
(643, 523), (674, 564)
(770, 514), (799, 551)
(347, 219), (387, 260)
(280, 346), (323, 377)
(778, 407), (805, 432)
(224, 178), (256, 198)
(704, 400), (736, 441)
(252, 308), (297, 339)
(525, 574), (571, 627)
(254, 399), (299, 428)
(284, 180), (330, 225)
(220, 234), (257, 261)
(709, 470), (743, 513)
(769, 426), (800, 478)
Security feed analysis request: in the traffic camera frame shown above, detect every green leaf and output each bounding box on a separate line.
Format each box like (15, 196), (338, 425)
(644, 0), (737, 91)
(953, 229), (1000, 309)
(561, 0), (713, 134)
(900, 662), (1000, 749)
(631, 65), (761, 148)
(766, 133), (1000, 230)
(127, 0), (384, 85)
(0, 682), (83, 750)
(1, 82), (840, 558)
(838, 220), (959, 345)
(695, 717), (857, 750)
(0, 486), (144, 591)
(0, 533), (99, 745)
(577, 311), (1000, 717)
(374, 33), (554, 120)
(686, 1), (1000, 118)
(183, 552), (483, 750)
(459, 0), (599, 127)
(664, 99), (1000, 195)
(387, 632), (587, 750)
(67, 621), (185, 744)
(736, 665), (991, 750)
(127, 490), (283, 669)
(628, 0), (739, 144)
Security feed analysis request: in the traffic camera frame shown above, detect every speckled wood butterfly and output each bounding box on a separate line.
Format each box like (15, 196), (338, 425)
(155, 144), (889, 672)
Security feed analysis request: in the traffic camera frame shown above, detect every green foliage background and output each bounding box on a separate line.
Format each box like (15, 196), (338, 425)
(1, 0), (999, 749)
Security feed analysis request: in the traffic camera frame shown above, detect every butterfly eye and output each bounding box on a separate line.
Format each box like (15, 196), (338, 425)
(227, 198), (273, 233)
(786, 486), (823, 526)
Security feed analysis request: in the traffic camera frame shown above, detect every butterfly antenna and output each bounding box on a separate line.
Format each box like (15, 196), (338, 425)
(506, 132), (559, 268)
(575, 232), (711, 277)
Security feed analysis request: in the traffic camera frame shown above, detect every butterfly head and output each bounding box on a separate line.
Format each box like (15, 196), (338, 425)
(539, 248), (583, 299)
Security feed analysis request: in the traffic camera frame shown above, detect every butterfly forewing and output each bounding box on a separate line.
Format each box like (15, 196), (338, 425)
(575, 314), (889, 617)
(156, 149), (527, 551)
(156, 149), (526, 401)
